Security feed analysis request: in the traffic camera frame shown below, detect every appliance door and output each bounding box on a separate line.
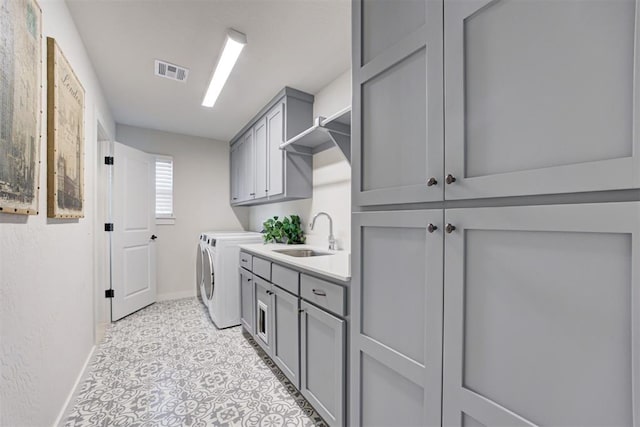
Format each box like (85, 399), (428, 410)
(196, 243), (204, 299)
(202, 247), (215, 305)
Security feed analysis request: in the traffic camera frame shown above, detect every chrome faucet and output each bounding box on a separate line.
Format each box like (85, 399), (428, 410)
(310, 212), (336, 250)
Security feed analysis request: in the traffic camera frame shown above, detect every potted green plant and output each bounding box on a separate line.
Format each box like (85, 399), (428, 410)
(262, 215), (306, 244)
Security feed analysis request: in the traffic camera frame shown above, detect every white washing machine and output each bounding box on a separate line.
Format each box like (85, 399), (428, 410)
(200, 231), (263, 328)
(197, 231), (251, 307)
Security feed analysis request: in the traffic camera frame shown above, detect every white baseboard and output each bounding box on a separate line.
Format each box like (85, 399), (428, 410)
(157, 290), (195, 302)
(53, 345), (96, 427)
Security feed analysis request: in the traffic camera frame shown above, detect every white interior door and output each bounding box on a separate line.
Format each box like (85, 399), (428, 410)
(110, 142), (157, 321)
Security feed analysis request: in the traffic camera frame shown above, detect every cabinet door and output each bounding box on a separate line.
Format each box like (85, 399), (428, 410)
(230, 144), (240, 204)
(443, 203), (640, 427)
(352, 0), (444, 206)
(254, 117), (268, 200)
(300, 300), (345, 426)
(239, 268), (254, 335)
(242, 128), (255, 200)
(272, 286), (300, 388)
(350, 210), (444, 427)
(254, 275), (273, 356)
(444, 0), (640, 200)
(267, 102), (285, 198)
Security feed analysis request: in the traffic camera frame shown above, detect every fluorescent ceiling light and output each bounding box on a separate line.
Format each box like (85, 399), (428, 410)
(202, 29), (247, 108)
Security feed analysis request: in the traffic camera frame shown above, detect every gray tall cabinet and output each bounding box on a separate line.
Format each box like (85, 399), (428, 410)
(351, 1), (640, 426)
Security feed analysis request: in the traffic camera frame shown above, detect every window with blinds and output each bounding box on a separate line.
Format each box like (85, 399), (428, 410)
(155, 156), (174, 218)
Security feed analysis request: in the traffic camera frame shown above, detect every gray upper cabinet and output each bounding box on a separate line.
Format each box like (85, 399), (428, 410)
(444, 0), (640, 200)
(442, 203), (640, 426)
(301, 300), (345, 427)
(350, 210), (444, 427)
(272, 285), (300, 388)
(353, 0), (444, 206)
(230, 143), (240, 203)
(229, 88), (314, 206)
(254, 117), (268, 201)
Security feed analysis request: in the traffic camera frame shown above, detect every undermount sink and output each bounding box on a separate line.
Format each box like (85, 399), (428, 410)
(274, 249), (333, 258)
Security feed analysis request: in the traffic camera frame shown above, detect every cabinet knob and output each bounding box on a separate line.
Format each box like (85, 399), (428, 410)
(298, 309), (305, 313)
(427, 223), (437, 233)
(445, 174), (456, 185)
(249, 193), (255, 196)
(445, 223), (456, 234)
(426, 177), (438, 187)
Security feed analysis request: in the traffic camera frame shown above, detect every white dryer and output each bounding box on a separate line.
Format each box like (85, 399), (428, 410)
(200, 231), (263, 328)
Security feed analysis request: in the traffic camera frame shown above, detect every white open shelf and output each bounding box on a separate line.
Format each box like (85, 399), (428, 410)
(280, 106), (351, 162)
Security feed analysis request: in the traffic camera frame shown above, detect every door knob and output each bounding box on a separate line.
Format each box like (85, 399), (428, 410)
(151, 235), (158, 240)
(427, 223), (438, 233)
(426, 177), (438, 187)
(445, 174), (456, 184)
(445, 224), (456, 234)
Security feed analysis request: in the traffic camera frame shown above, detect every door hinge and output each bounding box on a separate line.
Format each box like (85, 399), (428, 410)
(104, 223), (114, 232)
(104, 156), (114, 165)
(105, 289), (114, 298)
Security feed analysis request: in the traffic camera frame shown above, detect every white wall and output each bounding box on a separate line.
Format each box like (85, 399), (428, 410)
(0, 1), (115, 425)
(249, 69), (352, 251)
(116, 124), (249, 300)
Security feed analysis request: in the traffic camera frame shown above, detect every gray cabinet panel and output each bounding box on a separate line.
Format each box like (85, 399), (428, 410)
(443, 203), (640, 427)
(300, 274), (346, 317)
(301, 300), (345, 426)
(252, 256), (271, 281)
(445, 0), (640, 199)
(254, 275), (273, 356)
(242, 128), (255, 200)
(230, 144), (240, 203)
(350, 210), (443, 427)
(353, 0), (443, 207)
(360, 352), (425, 427)
(267, 103), (284, 198)
(254, 117), (268, 201)
(239, 268), (254, 335)
(239, 251), (252, 271)
(361, 0), (425, 65)
(271, 263), (299, 296)
(272, 286), (300, 388)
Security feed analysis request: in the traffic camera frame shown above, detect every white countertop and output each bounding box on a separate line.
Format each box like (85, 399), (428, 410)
(238, 243), (351, 283)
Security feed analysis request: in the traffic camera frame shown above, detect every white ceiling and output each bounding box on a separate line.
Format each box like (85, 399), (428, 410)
(66, 0), (351, 142)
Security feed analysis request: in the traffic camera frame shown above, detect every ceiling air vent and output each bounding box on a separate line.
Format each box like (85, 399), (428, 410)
(155, 59), (189, 83)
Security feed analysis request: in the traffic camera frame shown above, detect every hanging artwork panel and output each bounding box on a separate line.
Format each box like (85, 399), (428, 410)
(0, 0), (42, 215)
(47, 37), (85, 218)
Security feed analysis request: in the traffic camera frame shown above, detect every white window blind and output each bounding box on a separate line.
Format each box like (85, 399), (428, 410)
(155, 156), (174, 218)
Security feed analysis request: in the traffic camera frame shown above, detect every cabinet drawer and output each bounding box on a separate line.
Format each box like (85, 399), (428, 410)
(252, 256), (271, 281)
(301, 274), (346, 317)
(239, 251), (252, 271)
(272, 263), (300, 295)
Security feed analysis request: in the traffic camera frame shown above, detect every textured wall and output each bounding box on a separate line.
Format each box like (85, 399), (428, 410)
(116, 125), (249, 300)
(249, 70), (352, 251)
(0, 1), (115, 425)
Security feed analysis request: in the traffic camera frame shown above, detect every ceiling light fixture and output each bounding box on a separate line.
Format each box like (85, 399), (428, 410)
(202, 29), (247, 108)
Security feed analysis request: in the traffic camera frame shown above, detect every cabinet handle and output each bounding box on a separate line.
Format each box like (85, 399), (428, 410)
(312, 289), (327, 296)
(445, 174), (456, 185)
(232, 197), (238, 200)
(247, 278), (252, 281)
(266, 290), (274, 295)
(427, 223), (438, 233)
(426, 177), (438, 187)
(250, 193), (255, 196)
(445, 223), (456, 234)
(241, 258), (248, 262)
(298, 309), (305, 313)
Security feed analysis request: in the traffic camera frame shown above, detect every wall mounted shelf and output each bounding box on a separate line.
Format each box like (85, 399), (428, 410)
(280, 106), (351, 162)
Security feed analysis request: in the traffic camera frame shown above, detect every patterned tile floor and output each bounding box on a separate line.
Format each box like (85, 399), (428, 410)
(65, 298), (327, 427)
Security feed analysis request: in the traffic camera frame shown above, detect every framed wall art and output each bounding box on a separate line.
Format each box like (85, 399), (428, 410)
(0, 0), (42, 215)
(47, 36), (85, 218)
